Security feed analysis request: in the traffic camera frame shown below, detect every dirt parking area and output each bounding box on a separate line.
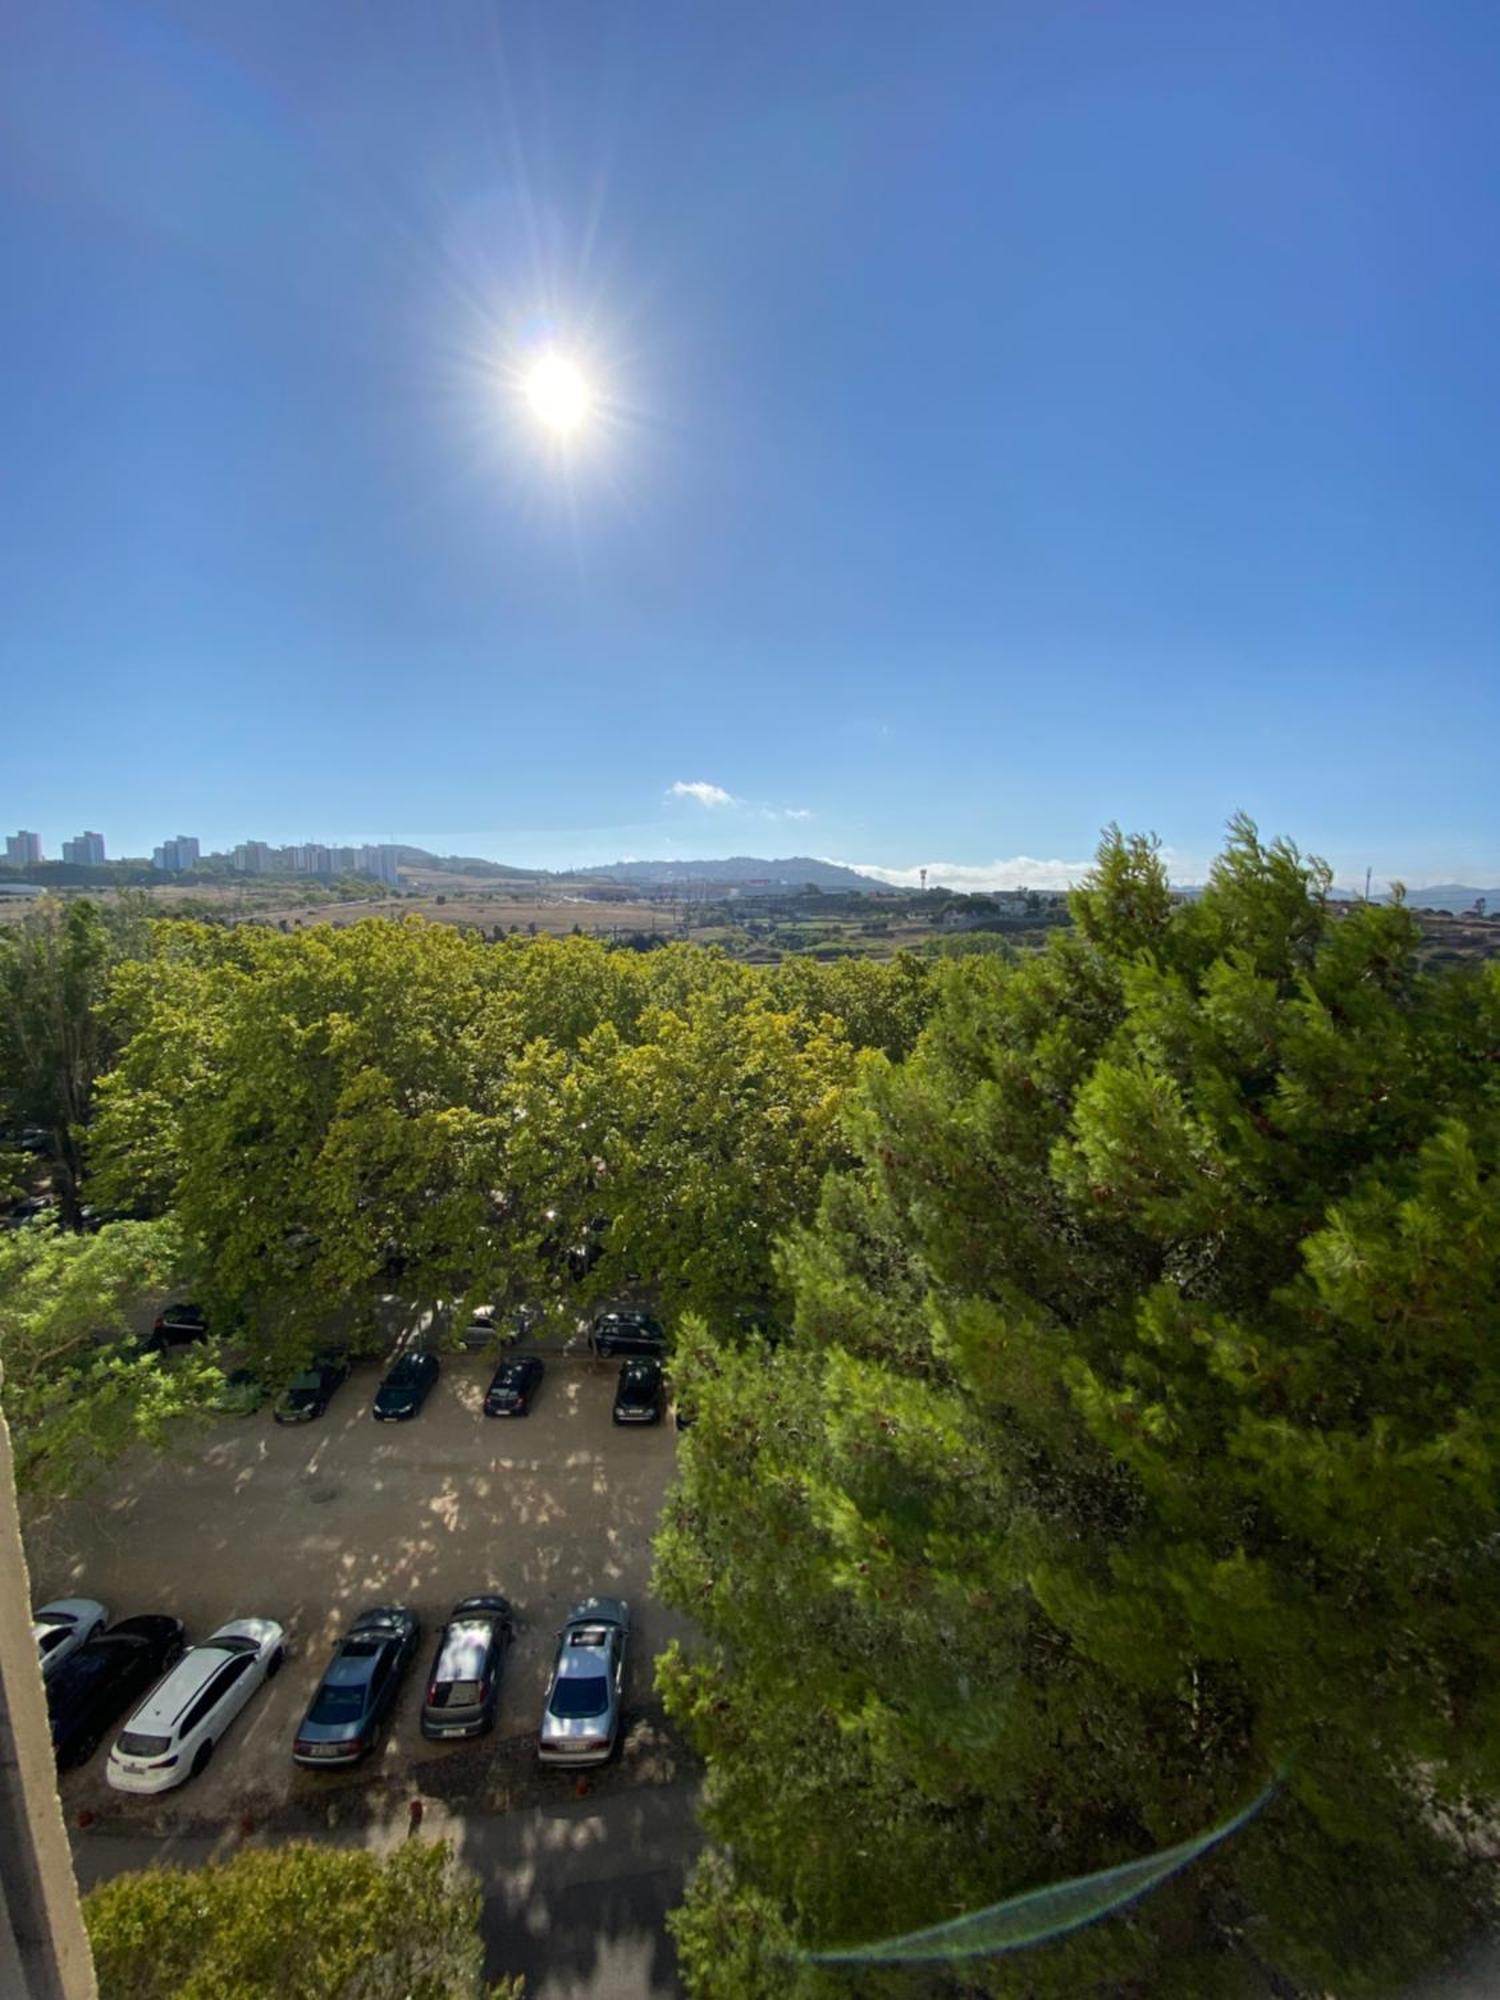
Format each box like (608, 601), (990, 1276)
(30, 1349), (693, 1830)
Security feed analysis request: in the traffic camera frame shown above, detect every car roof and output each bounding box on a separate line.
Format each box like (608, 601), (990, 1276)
(126, 1645), (241, 1730)
(435, 1620), (495, 1680)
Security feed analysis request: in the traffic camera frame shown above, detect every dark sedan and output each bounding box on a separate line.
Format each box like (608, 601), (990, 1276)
(613, 1357), (665, 1425)
(483, 1355), (544, 1418)
(591, 1309), (667, 1358)
(146, 1303), (209, 1352)
(47, 1615), (186, 1770)
(292, 1606), (420, 1766)
(371, 1349), (439, 1421)
(274, 1356), (351, 1424)
(420, 1596), (514, 1740)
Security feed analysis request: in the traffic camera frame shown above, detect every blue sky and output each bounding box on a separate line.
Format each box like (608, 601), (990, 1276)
(2, 0), (1497, 889)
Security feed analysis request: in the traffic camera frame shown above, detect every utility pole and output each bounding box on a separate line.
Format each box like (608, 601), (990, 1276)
(1364, 867), (1372, 904)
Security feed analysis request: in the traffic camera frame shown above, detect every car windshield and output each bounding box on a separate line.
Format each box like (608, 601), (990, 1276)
(287, 1371), (322, 1394)
(387, 1356), (424, 1384)
(308, 1684), (367, 1724)
(117, 1731), (171, 1757)
(433, 1678), (483, 1707)
(550, 1674), (609, 1718)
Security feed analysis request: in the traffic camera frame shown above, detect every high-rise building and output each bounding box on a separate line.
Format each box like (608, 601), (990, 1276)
(359, 844), (403, 885)
(152, 835), (200, 873)
(5, 830), (43, 866)
(61, 831), (106, 866)
(233, 841), (274, 874)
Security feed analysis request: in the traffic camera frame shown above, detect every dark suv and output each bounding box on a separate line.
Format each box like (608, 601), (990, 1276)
(146, 1303), (209, 1352)
(420, 1596), (514, 1740)
(613, 1357), (665, 1425)
(591, 1310), (666, 1358)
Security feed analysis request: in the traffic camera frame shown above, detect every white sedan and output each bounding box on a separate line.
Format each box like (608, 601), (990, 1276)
(107, 1617), (285, 1794)
(34, 1598), (109, 1681)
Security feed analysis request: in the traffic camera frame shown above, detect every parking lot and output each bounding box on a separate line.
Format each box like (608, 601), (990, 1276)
(31, 1346), (693, 1828)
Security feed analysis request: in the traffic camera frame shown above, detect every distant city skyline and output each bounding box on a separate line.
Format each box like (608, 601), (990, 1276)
(3, 813), (1495, 898)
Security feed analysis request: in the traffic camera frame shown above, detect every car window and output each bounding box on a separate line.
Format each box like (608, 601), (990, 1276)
(436, 1678), (483, 1707)
(38, 1626), (71, 1655)
(369, 1642), (395, 1691)
(117, 1730), (171, 1758)
(179, 1673), (226, 1736)
(550, 1674), (610, 1718)
(308, 1682), (366, 1725)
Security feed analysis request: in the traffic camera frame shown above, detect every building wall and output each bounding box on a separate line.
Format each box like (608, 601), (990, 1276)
(0, 1410), (97, 1999)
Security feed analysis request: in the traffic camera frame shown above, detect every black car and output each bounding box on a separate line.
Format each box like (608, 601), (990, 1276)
(274, 1356), (351, 1425)
(484, 1355), (544, 1418)
(371, 1349), (439, 1421)
(292, 1606), (420, 1766)
(46, 1615), (186, 1770)
(420, 1596), (514, 1740)
(147, 1303), (209, 1351)
(591, 1309), (667, 1358)
(613, 1356), (665, 1425)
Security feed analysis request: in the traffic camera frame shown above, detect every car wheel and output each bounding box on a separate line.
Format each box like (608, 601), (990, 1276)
(191, 1738), (214, 1777)
(266, 1646), (285, 1679)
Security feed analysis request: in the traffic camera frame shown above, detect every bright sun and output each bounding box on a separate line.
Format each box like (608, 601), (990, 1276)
(523, 354), (593, 435)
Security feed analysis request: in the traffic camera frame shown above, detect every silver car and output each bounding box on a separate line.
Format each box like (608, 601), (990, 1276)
(537, 1597), (629, 1766)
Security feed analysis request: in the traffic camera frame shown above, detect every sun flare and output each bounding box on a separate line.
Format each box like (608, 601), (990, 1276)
(523, 354), (593, 435)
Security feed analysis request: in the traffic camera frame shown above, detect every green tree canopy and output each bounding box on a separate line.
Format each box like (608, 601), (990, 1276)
(655, 819), (1500, 1997)
(83, 1838), (521, 2000)
(90, 922), (924, 1364)
(0, 1217), (218, 1501)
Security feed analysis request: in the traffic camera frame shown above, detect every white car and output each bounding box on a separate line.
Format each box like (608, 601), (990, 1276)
(107, 1617), (285, 1793)
(34, 1599), (109, 1681)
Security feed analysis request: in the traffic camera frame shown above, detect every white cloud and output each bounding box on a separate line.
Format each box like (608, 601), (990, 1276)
(782, 807), (814, 821)
(837, 855), (1095, 893)
(668, 780), (735, 809)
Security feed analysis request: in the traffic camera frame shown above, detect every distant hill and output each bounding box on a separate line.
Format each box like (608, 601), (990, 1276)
(1328, 884), (1498, 911)
(585, 855), (882, 891)
(1393, 885), (1497, 912)
(392, 847), (538, 880)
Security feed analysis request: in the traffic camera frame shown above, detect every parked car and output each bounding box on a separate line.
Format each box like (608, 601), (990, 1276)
(34, 1598), (109, 1681)
(2, 1194), (57, 1229)
(292, 1606), (420, 1766)
(371, 1349), (439, 1421)
(106, 1618), (285, 1792)
(591, 1309), (666, 1358)
(274, 1356), (351, 1424)
(612, 1357), (665, 1425)
(538, 1597), (630, 1766)
(146, 1303), (209, 1352)
(420, 1597), (514, 1740)
(47, 1615), (185, 1770)
(455, 1302), (517, 1351)
(484, 1355), (544, 1418)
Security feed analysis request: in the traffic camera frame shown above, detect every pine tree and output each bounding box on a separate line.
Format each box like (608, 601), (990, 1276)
(656, 820), (1500, 1996)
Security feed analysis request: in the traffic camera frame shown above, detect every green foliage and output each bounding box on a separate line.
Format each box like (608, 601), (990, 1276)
(656, 821), (1500, 1996)
(0, 1217), (219, 1500)
(88, 924), (926, 1367)
(83, 1837), (521, 2000)
(0, 896), (145, 1221)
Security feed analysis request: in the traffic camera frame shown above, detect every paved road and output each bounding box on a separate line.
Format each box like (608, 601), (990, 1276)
(70, 1777), (702, 1999)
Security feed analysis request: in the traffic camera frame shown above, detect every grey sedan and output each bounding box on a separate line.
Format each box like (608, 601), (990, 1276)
(537, 1597), (630, 1766)
(292, 1606), (420, 1766)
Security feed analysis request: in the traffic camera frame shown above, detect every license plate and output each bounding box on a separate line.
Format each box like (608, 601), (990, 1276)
(440, 1728), (466, 1738)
